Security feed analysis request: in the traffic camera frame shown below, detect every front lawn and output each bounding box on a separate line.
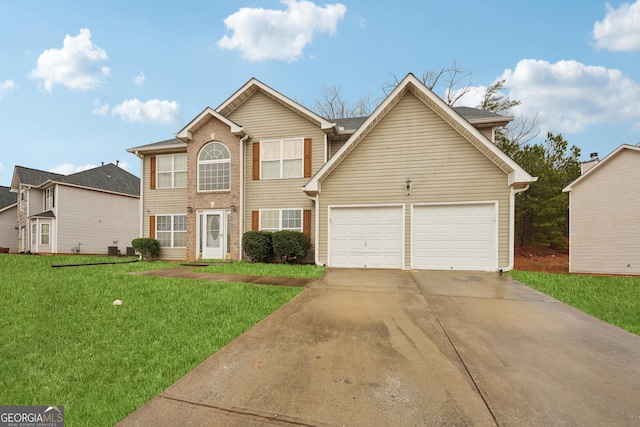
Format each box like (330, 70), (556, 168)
(196, 260), (326, 278)
(510, 270), (640, 336)
(0, 255), (303, 426)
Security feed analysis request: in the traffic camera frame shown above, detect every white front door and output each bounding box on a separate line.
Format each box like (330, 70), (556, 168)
(201, 211), (225, 260)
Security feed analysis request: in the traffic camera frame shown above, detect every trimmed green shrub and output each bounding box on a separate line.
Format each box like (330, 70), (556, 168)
(242, 231), (273, 262)
(131, 238), (161, 261)
(272, 230), (310, 263)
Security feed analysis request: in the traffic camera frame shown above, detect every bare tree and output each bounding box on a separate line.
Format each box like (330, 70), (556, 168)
(381, 61), (473, 106)
(311, 85), (373, 119)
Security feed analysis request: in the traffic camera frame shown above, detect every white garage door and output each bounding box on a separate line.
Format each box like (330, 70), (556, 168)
(330, 206), (403, 269)
(412, 203), (496, 271)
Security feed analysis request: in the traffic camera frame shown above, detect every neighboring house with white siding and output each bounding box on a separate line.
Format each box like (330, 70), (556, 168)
(128, 73), (536, 270)
(10, 163), (140, 255)
(0, 186), (18, 251)
(563, 144), (640, 275)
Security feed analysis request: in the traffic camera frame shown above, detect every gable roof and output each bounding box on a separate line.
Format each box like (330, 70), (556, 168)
(12, 164), (139, 197)
(303, 73), (536, 195)
(11, 166), (65, 191)
(563, 144), (640, 192)
(0, 186), (17, 211)
(176, 107), (249, 142)
(216, 77), (338, 134)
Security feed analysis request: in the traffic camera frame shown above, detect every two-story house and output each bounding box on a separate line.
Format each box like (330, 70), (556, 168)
(0, 186), (18, 251)
(10, 163), (140, 255)
(128, 74), (536, 270)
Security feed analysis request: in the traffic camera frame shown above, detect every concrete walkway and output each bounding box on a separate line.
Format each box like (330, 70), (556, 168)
(117, 269), (640, 426)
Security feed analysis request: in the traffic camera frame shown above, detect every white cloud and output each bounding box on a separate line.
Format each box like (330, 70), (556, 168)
(49, 163), (97, 175)
(0, 80), (18, 98)
(218, 0), (347, 62)
(112, 98), (181, 125)
(593, 1), (640, 51)
(117, 160), (134, 171)
(91, 98), (109, 116)
(134, 71), (145, 86)
(29, 28), (110, 92)
(499, 59), (640, 133)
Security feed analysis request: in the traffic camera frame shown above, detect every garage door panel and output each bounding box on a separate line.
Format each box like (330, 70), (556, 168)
(330, 207), (403, 269)
(413, 204), (496, 271)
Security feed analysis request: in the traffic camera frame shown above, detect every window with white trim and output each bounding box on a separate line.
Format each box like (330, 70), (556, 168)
(261, 138), (303, 179)
(31, 223), (36, 246)
(157, 154), (187, 188)
(40, 223), (50, 245)
(260, 209), (302, 232)
(156, 215), (187, 247)
(45, 187), (55, 210)
(198, 142), (230, 191)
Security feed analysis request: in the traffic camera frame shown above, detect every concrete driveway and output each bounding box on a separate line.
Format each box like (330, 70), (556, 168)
(117, 269), (640, 426)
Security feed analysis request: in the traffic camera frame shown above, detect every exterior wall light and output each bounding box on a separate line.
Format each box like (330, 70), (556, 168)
(405, 178), (412, 195)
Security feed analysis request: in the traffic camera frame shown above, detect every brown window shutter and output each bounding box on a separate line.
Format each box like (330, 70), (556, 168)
(304, 138), (312, 177)
(150, 157), (156, 189)
(149, 215), (156, 239)
(252, 142), (260, 180)
(252, 211), (259, 231)
(303, 209), (311, 242)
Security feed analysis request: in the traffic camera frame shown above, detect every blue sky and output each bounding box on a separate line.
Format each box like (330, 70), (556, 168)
(2, 0), (640, 185)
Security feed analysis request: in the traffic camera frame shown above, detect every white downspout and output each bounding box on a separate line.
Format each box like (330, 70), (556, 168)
(135, 151), (144, 239)
(239, 134), (249, 260)
(504, 185), (530, 272)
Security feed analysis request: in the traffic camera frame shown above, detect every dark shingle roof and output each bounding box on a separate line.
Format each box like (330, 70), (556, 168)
(334, 117), (368, 132)
(15, 166), (65, 187)
(0, 186), (17, 209)
(60, 163), (140, 197)
(453, 106), (508, 121)
(14, 164), (139, 197)
(29, 210), (56, 218)
(127, 138), (186, 153)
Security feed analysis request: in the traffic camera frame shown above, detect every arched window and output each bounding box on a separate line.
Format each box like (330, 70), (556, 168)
(198, 142), (230, 191)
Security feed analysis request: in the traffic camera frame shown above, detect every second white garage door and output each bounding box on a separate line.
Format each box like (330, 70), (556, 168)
(412, 203), (496, 271)
(329, 206), (403, 269)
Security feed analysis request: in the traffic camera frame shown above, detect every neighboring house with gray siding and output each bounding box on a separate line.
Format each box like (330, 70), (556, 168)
(563, 144), (640, 275)
(128, 74), (536, 270)
(10, 163), (140, 255)
(0, 186), (18, 251)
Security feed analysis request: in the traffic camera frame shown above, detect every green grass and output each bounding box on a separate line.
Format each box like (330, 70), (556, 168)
(510, 270), (640, 336)
(0, 255), (303, 426)
(196, 260), (326, 279)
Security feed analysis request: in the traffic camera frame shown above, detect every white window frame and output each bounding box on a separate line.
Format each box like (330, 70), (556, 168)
(259, 209), (303, 232)
(156, 154), (187, 189)
(198, 142), (231, 192)
(45, 187), (55, 210)
(40, 223), (50, 245)
(156, 214), (187, 247)
(260, 138), (303, 179)
(31, 223), (37, 246)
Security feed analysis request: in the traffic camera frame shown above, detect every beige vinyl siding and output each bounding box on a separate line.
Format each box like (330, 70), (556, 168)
(56, 185), (139, 255)
(569, 150), (640, 274)
(142, 154), (188, 260)
(317, 92), (511, 268)
(478, 127), (494, 142)
(0, 206), (17, 251)
(226, 92), (321, 251)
